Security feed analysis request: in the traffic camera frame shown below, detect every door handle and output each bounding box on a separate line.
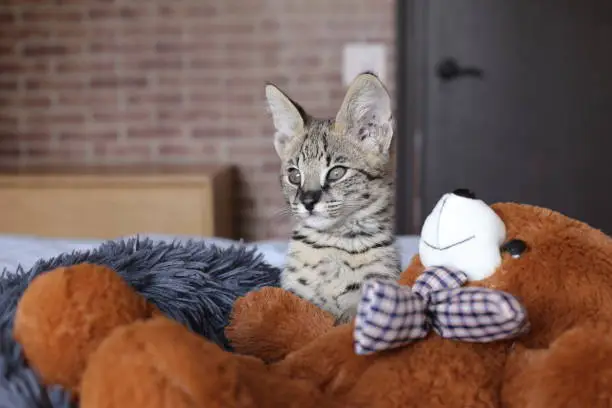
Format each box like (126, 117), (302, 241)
(436, 57), (484, 81)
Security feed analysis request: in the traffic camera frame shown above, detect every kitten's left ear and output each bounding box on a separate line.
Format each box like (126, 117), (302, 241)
(335, 72), (394, 155)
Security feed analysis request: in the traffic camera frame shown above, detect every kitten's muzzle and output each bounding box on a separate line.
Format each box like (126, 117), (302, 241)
(299, 189), (322, 212)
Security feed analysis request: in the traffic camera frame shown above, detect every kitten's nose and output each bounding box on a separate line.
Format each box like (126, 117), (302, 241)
(300, 190), (322, 212)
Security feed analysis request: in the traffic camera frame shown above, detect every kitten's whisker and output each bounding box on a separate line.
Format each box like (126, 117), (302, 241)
(268, 207), (293, 221)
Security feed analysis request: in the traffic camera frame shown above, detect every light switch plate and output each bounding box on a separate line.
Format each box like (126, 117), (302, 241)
(342, 42), (387, 86)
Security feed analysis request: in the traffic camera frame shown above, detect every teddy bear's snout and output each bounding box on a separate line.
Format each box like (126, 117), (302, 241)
(418, 190), (507, 281)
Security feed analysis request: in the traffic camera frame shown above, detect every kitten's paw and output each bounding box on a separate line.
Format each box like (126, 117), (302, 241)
(226, 287), (335, 362)
(334, 307), (358, 326)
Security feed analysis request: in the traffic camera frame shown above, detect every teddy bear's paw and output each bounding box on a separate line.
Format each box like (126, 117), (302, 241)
(226, 287), (335, 363)
(503, 323), (612, 408)
(81, 317), (250, 408)
(13, 263), (157, 394)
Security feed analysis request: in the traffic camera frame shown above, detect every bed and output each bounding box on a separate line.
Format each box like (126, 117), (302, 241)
(0, 165), (420, 274)
(0, 233), (420, 274)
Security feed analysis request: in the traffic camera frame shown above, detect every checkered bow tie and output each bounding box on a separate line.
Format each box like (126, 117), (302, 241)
(353, 267), (530, 355)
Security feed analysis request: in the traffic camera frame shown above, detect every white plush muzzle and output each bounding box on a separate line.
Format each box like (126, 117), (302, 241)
(418, 191), (507, 281)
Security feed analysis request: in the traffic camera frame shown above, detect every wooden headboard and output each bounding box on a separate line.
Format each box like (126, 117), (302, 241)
(0, 165), (237, 240)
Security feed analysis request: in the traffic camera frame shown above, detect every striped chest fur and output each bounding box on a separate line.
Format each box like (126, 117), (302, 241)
(265, 72), (401, 322)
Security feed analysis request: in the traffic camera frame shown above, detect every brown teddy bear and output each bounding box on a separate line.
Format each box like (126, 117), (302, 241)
(12, 193), (612, 407)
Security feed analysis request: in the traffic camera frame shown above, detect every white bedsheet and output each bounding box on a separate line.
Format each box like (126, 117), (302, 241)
(0, 233), (420, 275)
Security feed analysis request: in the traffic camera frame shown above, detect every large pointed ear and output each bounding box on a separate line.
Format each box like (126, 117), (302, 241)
(335, 72), (394, 155)
(264, 83), (306, 158)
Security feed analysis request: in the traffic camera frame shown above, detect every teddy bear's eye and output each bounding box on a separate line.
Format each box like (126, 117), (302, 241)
(501, 239), (528, 258)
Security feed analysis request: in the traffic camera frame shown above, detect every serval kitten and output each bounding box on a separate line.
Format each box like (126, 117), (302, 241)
(265, 72), (401, 323)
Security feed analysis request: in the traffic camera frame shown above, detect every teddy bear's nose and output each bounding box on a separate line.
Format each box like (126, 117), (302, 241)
(452, 188), (476, 199)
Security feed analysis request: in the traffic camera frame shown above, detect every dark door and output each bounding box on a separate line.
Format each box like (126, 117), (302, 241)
(397, 1), (612, 234)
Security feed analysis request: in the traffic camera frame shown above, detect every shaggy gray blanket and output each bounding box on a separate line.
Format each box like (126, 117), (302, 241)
(0, 237), (281, 408)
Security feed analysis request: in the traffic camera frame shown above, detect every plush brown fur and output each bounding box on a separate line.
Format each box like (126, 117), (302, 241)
(13, 264), (159, 395)
(11, 203), (612, 407)
(226, 202), (612, 407)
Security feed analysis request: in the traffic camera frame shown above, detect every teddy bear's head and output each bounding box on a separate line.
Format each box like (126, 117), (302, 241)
(400, 189), (612, 348)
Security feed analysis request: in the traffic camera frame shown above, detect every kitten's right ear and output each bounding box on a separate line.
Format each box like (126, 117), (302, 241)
(265, 83), (305, 158)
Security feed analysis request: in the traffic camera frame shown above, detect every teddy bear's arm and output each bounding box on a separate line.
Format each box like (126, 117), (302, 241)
(226, 287), (336, 362)
(502, 323), (612, 408)
(270, 323), (374, 395)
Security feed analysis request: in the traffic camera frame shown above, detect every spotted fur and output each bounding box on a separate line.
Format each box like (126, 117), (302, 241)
(265, 72), (401, 323)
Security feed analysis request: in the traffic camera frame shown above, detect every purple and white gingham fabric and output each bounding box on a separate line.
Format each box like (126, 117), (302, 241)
(353, 266), (530, 355)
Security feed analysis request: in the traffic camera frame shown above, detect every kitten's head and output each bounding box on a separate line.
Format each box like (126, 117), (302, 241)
(265, 72), (395, 231)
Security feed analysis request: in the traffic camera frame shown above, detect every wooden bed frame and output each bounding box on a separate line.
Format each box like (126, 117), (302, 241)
(0, 165), (237, 240)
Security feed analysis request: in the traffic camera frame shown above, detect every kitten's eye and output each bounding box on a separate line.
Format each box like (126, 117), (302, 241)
(326, 166), (347, 182)
(501, 239), (528, 258)
(287, 168), (301, 185)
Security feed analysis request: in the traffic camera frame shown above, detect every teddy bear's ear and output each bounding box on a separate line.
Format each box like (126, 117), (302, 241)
(398, 254), (424, 286)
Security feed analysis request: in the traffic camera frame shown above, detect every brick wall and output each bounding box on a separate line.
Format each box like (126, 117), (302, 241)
(0, 0), (396, 240)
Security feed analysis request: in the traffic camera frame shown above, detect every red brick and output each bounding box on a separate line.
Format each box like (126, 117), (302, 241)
(0, 81), (18, 91)
(122, 25), (182, 38)
(124, 57), (183, 70)
(154, 40), (217, 53)
(90, 41), (151, 54)
(15, 131), (51, 141)
(0, 59), (48, 74)
(0, 26), (50, 40)
(286, 55), (322, 68)
(25, 77), (86, 90)
(157, 5), (217, 18)
(0, 113), (19, 127)
(227, 93), (257, 104)
(55, 26), (115, 39)
(56, 60), (115, 73)
(24, 143), (88, 159)
(127, 126), (182, 139)
(0, 130), (19, 140)
(190, 56), (252, 70)
(22, 44), (79, 57)
(92, 111), (150, 122)
(94, 143), (151, 158)
(58, 92), (118, 106)
(54, 26), (86, 39)
(227, 145), (276, 160)
(224, 77), (263, 88)
(224, 109), (260, 121)
(60, 130), (118, 141)
(21, 9), (83, 22)
(260, 19), (281, 33)
(27, 113), (85, 125)
(0, 143), (20, 157)
(186, 22), (255, 36)
(88, 7), (147, 20)
(0, 44), (15, 56)
(21, 96), (52, 108)
(126, 92), (182, 105)
(157, 142), (217, 156)
(188, 93), (222, 103)
(158, 75), (222, 88)
(90, 76), (147, 89)
(2, 0), (46, 4)
(192, 127), (243, 138)
(0, 11), (16, 24)
(157, 109), (220, 122)
(58, 0), (115, 3)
